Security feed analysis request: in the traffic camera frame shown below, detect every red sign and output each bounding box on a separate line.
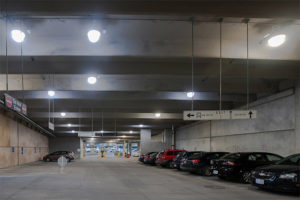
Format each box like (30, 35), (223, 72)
(4, 94), (27, 116)
(5, 95), (12, 108)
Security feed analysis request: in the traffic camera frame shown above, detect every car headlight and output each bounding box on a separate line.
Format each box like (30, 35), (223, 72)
(279, 173), (297, 180)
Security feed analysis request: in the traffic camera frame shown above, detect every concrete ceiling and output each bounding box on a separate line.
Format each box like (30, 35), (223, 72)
(0, 1), (299, 136)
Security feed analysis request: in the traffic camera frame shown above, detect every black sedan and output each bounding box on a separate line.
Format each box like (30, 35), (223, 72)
(180, 152), (229, 175)
(171, 151), (204, 170)
(251, 154), (300, 194)
(213, 152), (283, 183)
(144, 152), (158, 165)
(139, 152), (155, 163)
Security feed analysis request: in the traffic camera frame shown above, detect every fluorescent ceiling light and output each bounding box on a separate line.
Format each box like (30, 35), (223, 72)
(129, 130), (133, 133)
(139, 124), (144, 128)
(87, 76), (97, 84)
(155, 113), (161, 118)
(68, 123), (71, 127)
(268, 34), (286, 47)
(87, 30), (101, 43)
(47, 90), (55, 97)
(11, 30), (25, 43)
(187, 92), (195, 98)
(60, 112), (66, 117)
(100, 130), (104, 133)
(72, 130), (75, 133)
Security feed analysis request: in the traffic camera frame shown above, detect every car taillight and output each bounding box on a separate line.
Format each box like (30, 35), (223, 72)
(149, 157), (152, 159)
(224, 161), (235, 166)
(192, 159), (200, 164)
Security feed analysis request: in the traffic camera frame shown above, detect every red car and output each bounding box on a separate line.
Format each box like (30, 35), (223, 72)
(156, 150), (186, 167)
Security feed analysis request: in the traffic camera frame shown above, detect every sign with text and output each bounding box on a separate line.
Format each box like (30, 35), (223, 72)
(78, 132), (96, 137)
(4, 93), (27, 116)
(183, 110), (257, 121)
(48, 122), (55, 131)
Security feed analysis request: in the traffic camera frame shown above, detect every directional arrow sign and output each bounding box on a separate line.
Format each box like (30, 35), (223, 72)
(183, 110), (257, 121)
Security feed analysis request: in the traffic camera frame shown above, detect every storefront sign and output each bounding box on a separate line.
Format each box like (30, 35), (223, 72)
(4, 93), (27, 115)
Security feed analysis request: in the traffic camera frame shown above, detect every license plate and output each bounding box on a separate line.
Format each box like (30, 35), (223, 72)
(255, 179), (264, 185)
(213, 170), (218, 175)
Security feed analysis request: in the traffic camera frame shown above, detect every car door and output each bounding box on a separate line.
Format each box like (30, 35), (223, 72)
(245, 153), (268, 171)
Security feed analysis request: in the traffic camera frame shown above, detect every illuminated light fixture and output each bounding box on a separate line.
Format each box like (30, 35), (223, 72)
(87, 30), (101, 43)
(60, 112), (66, 117)
(11, 29), (25, 43)
(155, 113), (161, 118)
(121, 135), (126, 138)
(187, 92), (195, 98)
(139, 124), (144, 128)
(268, 34), (286, 47)
(72, 130), (75, 133)
(100, 130), (104, 133)
(87, 76), (97, 84)
(129, 130), (133, 133)
(47, 90), (55, 97)
(68, 123), (71, 127)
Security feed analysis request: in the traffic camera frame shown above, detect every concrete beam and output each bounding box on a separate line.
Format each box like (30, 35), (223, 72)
(29, 112), (183, 119)
(0, 74), (277, 93)
(2, 0), (299, 18)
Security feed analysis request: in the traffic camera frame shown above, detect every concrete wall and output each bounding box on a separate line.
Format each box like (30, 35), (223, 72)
(140, 129), (172, 154)
(176, 90), (298, 157)
(0, 112), (49, 168)
(49, 136), (80, 158)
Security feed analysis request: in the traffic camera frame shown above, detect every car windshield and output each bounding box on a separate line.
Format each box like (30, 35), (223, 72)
(188, 152), (205, 159)
(276, 154), (300, 165)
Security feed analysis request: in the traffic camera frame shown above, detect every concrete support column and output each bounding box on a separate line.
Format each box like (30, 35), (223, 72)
(140, 129), (151, 154)
(295, 68), (300, 153)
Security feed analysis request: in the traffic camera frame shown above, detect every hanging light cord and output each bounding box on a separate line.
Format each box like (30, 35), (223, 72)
(5, 11), (8, 92)
(191, 17), (195, 111)
(246, 19), (250, 109)
(219, 18), (223, 111)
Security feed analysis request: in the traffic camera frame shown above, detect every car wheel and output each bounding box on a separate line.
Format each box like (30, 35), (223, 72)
(203, 166), (212, 176)
(46, 158), (51, 162)
(240, 171), (251, 183)
(168, 162), (172, 168)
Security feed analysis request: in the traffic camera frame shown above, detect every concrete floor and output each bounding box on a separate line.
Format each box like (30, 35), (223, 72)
(0, 158), (299, 200)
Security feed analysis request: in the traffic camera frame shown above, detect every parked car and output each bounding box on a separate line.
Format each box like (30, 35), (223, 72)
(181, 152), (229, 175)
(172, 151), (205, 170)
(43, 151), (74, 162)
(156, 150), (186, 167)
(212, 152), (283, 183)
(144, 152), (158, 165)
(139, 152), (155, 163)
(251, 153), (300, 194)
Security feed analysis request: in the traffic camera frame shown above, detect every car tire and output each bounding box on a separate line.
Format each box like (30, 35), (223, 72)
(240, 171), (251, 184)
(168, 162), (172, 168)
(218, 175), (226, 180)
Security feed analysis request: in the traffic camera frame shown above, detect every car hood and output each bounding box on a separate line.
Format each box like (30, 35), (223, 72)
(256, 164), (299, 173)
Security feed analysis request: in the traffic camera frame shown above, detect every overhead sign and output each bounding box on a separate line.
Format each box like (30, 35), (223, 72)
(183, 110), (257, 121)
(4, 93), (27, 115)
(48, 122), (55, 131)
(78, 132), (96, 137)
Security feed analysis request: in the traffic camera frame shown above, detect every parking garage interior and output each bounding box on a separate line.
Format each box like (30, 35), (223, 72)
(0, 0), (300, 199)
